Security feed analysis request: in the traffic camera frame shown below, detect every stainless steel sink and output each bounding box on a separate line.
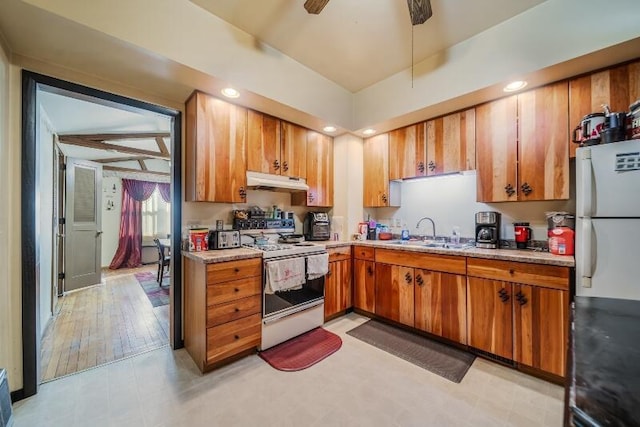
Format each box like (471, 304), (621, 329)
(384, 240), (473, 250)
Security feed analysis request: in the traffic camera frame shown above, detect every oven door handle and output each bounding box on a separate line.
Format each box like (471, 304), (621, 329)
(263, 299), (324, 325)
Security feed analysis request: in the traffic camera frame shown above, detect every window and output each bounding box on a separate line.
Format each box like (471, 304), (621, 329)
(142, 188), (170, 241)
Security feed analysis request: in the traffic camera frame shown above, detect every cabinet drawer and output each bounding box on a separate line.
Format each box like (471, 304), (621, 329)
(206, 314), (261, 364)
(207, 276), (261, 306)
(375, 248), (466, 275)
(353, 246), (375, 261)
(207, 295), (262, 327)
(467, 258), (569, 290)
(328, 246), (351, 262)
(206, 258), (261, 285)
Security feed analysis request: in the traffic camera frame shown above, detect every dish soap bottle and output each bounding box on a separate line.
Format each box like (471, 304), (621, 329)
(401, 222), (410, 241)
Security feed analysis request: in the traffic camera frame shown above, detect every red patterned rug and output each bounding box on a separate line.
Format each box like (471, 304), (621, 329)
(259, 327), (342, 371)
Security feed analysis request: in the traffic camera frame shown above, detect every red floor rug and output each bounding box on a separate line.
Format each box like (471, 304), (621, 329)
(259, 327), (342, 371)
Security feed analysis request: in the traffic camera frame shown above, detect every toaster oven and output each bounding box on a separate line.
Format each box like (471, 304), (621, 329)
(208, 230), (241, 250)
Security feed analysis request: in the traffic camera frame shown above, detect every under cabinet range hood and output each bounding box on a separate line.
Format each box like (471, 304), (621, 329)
(246, 171), (309, 192)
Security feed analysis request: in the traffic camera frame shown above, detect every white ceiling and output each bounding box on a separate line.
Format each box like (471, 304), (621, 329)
(191, 0), (547, 92)
(39, 90), (172, 176)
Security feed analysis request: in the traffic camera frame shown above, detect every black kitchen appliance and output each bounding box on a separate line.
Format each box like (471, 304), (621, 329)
(475, 211), (501, 249)
(207, 230), (241, 250)
(304, 212), (330, 241)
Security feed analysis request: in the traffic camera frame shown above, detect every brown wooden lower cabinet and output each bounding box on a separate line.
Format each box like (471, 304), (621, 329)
(184, 257), (262, 372)
(415, 271), (467, 344)
(514, 284), (569, 377)
(354, 259), (376, 312)
(466, 277), (514, 360)
(375, 263), (414, 326)
(324, 258), (352, 320)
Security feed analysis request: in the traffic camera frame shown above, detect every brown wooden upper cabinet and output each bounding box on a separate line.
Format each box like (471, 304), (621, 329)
(476, 81), (569, 202)
(247, 111), (307, 179)
(388, 123), (426, 179)
(569, 60), (640, 158)
(247, 110), (281, 174)
(426, 108), (476, 175)
(363, 133), (400, 207)
(185, 91), (248, 203)
(292, 131), (334, 207)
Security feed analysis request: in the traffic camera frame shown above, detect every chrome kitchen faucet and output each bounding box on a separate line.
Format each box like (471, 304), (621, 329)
(416, 216), (436, 240)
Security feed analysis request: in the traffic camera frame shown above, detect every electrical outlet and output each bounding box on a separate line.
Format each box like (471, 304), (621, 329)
(393, 218), (401, 228)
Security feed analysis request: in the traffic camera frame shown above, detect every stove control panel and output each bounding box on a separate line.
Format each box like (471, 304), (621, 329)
(233, 218), (295, 230)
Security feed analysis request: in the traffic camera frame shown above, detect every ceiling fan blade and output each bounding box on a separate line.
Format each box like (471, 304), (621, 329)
(407, 0), (433, 25)
(304, 0), (330, 14)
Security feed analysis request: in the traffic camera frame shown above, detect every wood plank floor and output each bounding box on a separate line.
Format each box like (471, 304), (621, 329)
(40, 266), (169, 382)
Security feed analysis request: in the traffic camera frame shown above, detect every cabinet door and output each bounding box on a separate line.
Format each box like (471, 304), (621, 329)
(354, 259), (375, 312)
(415, 270), (467, 344)
(514, 284), (569, 377)
(281, 121), (307, 178)
(324, 259), (352, 320)
(363, 133), (390, 207)
(375, 264), (414, 326)
(518, 81), (569, 201)
(185, 92), (248, 203)
(389, 123), (426, 179)
(569, 63), (634, 158)
(426, 109), (476, 175)
(305, 132), (334, 207)
(467, 277), (513, 359)
(247, 110), (281, 174)
(476, 96), (518, 202)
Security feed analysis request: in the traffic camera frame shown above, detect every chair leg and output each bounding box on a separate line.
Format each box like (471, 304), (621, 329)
(157, 264), (162, 285)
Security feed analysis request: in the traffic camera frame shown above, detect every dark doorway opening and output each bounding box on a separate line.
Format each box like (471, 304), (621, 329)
(18, 70), (183, 400)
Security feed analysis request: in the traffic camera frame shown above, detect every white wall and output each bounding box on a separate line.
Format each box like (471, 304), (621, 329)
(369, 165), (575, 243)
(101, 176), (122, 267)
(36, 107), (55, 335)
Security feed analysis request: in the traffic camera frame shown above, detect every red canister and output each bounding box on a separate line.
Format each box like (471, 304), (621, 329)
(548, 227), (574, 255)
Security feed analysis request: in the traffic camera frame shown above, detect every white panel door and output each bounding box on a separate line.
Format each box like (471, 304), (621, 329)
(64, 158), (102, 292)
(576, 217), (640, 300)
(576, 140), (640, 218)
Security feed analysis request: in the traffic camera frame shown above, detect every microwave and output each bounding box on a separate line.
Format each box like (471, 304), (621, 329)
(208, 230), (241, 250)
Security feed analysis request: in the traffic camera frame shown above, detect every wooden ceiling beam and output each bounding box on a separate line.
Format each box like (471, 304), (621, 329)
(155, 136), (170, 155)
(58, 136), (170, 159)
(103, 165), (169, 177)
(95, 156), (155, 164)
(138, 159), (148, 171)
(59, 132), (170, 141)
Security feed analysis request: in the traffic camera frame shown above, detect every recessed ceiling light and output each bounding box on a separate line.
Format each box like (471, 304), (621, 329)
(503, 80), (528, 92)
(221, 87), (240, 98)
(323, 125), (337, 133)
(363, 129), (376, 136)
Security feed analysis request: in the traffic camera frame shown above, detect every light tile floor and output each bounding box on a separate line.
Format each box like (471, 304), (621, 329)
(13, 313), (564, 427)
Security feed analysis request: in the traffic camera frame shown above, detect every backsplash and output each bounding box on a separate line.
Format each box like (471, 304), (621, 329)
(183, 190), (331, 234)
(367, 163), (575, 243)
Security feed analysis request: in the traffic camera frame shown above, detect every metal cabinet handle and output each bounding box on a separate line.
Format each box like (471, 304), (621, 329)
(417, 161), (425, 173)
(282, 161), (289, 172)
(273, 159), (280, 170)
(521, 182), (533, 196)
(428, 161), (436, 172)
(504, 184), (516, 197)
(366, 266), (373, 276)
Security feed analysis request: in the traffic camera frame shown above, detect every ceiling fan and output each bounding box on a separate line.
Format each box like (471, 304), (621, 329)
(304, 0), (433, 25)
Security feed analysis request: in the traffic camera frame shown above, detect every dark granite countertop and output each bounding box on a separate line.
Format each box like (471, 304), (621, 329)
(569, 297), (640, 427)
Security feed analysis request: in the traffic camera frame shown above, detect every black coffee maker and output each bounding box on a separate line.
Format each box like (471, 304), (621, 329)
(475, 211), (501, 249)
(304, 212), (330, 241)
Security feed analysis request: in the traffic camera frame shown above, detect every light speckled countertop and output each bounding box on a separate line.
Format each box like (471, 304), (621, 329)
(182, 240), (574, 267)
(342, 240), (575, 267)
(182, 247), (262, 264)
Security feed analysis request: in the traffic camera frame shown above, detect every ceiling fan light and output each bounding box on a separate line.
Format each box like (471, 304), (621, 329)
(304, 0), (330, 14)
(407, 0), (433, 25)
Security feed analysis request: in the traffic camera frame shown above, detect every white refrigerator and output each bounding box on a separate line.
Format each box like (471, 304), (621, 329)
(576, 139), (640, 300)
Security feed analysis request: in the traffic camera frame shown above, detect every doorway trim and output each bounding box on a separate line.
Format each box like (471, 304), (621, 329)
(19, 70), (183, 400)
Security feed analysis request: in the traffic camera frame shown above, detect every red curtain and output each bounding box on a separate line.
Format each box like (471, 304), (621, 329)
(109, 179), (159, 269)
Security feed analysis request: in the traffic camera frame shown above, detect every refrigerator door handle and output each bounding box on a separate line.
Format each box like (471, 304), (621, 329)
(578, 148), (593, 217)
(580, 218), (593, 288)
